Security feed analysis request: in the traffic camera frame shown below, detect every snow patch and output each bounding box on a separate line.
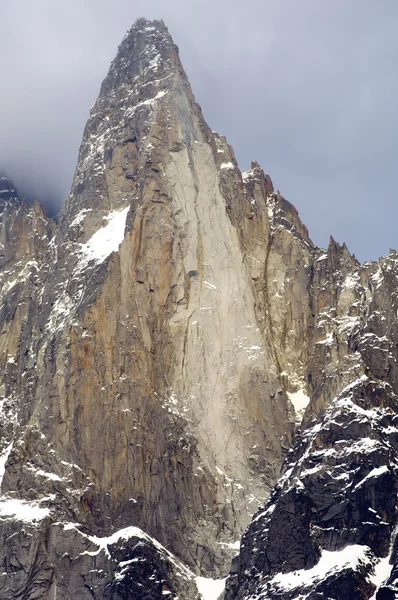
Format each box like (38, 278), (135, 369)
(218, 540), (240, 551)
(288, 389), (310, 423)
(369, 554), (392, 598)
(65, 523), (192, 576)
(269, 545), (369, 593)
(196, 576), (226, 600)
(83, 526), (153, 558)
(78, 206), (130, 268)
(316, 332), (334, 345)
(343, 273), (359, 290)
(353, 465), (389, 491)
(369, 525), (398, 598)
(70, 209), (92, 228)
(220, 162), (234, 170)
(124, 90), (167, 116)
(0, 498), (50, 522)
(47, 296), (74, 333)
(0, 443), (13, 486)
(26, 465), (63, 482)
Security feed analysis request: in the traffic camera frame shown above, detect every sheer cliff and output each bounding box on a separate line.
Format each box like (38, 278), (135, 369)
(0, 19), (292, 599)
(0, 18), (397, 600)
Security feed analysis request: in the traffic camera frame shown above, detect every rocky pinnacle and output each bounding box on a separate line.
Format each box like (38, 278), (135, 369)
(0, 17), (397, 600)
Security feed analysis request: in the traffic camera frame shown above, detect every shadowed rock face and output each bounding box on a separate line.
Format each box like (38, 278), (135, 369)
(1, 17), (398, 600)
(225, 378), (398, 599)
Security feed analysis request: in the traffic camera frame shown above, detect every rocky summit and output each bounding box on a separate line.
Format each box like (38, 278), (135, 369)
(0, 17), (397, 600)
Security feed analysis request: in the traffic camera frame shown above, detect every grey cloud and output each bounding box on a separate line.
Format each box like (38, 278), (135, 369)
(0, 0), (397, 259)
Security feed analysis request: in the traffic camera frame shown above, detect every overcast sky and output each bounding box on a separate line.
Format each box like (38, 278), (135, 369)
(1, 1), (397, 261)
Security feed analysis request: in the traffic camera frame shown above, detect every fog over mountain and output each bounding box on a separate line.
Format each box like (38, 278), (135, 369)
(1, 0), (397, 260)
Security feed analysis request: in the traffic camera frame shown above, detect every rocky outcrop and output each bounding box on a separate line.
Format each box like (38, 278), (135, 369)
(0, 19), (293, 598)
(225, 236), (398, 597)
(1, 17), (398, 600)
(0, 517), (200, 600)
(0, 191), (56, 461)
(225, 376), (398, 599)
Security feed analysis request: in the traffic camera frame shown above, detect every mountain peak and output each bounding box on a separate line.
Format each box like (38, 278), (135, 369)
(62, 16), (194, 226)
(130, 17), (168, 32)
(100, 17), (176, 99)
(3, 15), (398, 600)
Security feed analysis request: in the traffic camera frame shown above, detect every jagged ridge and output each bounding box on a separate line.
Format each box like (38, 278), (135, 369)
(0, 17), (398, 600)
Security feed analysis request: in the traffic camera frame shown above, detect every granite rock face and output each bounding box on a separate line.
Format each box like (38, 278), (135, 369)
(1, 17), (398, 600)
(225, 233), (398, 597)
(0, 19), (293, 598)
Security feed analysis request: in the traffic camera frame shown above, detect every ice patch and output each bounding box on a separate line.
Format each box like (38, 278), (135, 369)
(46, 206), (130, 334)
(1, 260), (39, 295)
